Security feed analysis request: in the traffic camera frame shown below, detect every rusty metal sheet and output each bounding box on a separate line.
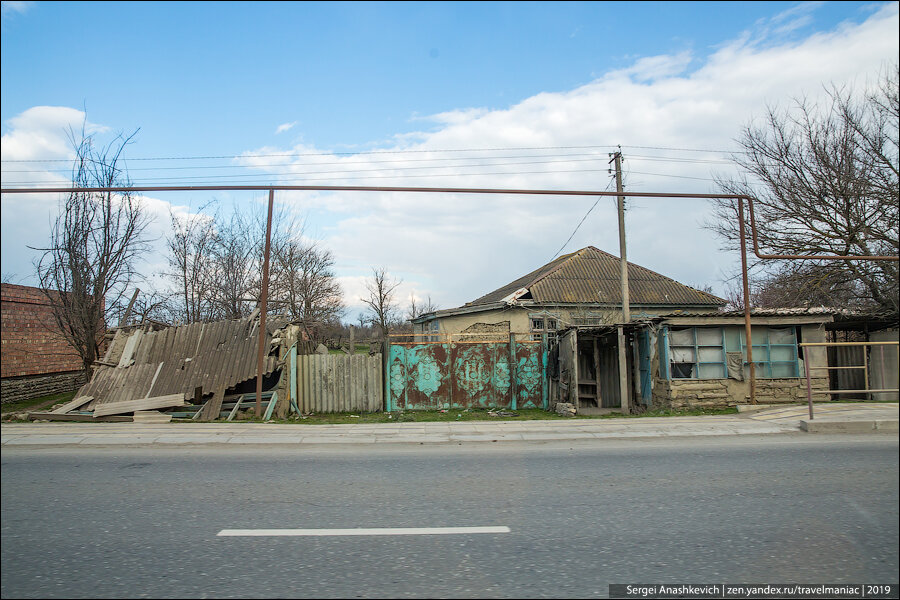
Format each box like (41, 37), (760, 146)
(450, 342), (509, 409)
(515, 343), (543, 409)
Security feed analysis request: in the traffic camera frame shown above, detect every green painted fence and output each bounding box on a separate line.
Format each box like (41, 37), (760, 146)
(385, 334), (547, 411)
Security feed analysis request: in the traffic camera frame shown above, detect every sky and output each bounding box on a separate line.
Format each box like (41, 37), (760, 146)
(2, 1), (898, 321)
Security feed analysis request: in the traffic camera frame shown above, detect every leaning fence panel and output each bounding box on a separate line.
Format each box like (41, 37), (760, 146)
(296, 353), (383, 414)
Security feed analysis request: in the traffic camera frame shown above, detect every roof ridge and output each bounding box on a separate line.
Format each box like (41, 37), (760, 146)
(526, 247), (588, 289)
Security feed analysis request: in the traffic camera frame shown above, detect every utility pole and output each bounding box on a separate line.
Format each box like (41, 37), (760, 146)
(609, 148), (631, 414)
(609, 149), (630, 323)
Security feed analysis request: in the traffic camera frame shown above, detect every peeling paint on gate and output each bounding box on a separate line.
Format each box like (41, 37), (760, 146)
(387, 338), (545, 411)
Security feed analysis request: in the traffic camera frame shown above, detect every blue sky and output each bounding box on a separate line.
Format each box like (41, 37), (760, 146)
(2, 1), (898, 319)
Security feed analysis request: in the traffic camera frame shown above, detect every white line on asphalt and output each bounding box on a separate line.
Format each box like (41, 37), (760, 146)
(217, 526), (511, 537)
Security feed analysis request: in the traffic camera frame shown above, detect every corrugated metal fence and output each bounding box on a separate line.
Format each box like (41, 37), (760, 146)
(297, 353), (383, 413)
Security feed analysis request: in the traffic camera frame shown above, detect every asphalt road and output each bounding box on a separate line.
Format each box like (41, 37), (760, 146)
(2, 435), (898, 598)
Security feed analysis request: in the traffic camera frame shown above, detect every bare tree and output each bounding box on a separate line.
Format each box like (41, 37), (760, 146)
(362, 267), (402, 338)
(34, 126), (150, 378)
(167, 206), (217, 323)
(274, 239), (345, 339)
(208, 209), (257, 320)
(407, 293), (439, 321)
(710, 65), (899, 313)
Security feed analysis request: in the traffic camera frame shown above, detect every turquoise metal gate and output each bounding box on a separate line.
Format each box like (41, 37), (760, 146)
(386, 334), (548, 411)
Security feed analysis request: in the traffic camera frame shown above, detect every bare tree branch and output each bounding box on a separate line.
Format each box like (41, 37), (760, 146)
(709, 65), (899, 313)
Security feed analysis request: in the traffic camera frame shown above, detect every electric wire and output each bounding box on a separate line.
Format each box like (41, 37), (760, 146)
(550, 176), (615, 261)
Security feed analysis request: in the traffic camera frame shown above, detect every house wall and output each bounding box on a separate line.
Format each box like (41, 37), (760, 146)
(417, 307), (531, 336)
(421, 304), (691, 337)
(650, 321), (831, 409)
(1, 284), (86, 404)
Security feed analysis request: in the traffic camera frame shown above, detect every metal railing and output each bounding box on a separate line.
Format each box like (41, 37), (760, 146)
(799, 340), (899, 419)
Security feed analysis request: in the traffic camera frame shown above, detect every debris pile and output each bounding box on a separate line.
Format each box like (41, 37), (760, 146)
(28, 314), (292, 422)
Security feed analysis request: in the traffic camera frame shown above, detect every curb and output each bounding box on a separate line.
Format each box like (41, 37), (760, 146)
(800, 419), (900, 433)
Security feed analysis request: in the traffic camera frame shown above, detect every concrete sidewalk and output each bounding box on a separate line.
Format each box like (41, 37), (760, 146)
(741, 402), (899, 433)
(2, 403), (896, 446)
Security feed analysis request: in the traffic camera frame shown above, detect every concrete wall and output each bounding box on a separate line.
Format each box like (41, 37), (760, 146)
(420, 304), (683, 336)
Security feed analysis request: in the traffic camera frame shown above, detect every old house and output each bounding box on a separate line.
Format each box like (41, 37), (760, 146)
(410, 247), (837, 413)
(410, 246), (726, 339)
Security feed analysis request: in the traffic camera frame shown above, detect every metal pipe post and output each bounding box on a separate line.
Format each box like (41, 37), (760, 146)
(255, 189), (275, 417)
(738, 200), (756, 404)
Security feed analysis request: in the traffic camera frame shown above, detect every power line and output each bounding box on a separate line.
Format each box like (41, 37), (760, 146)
(0, 144), (623, 163)
(5, 167), (615, 188)
(0, 151), (610, 173)
(550, 175), (615, 261)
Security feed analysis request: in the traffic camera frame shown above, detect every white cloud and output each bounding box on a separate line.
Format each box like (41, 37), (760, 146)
(3, 3), (897, 317)
(235, 2), (898, 314)
(275, 121), (298, 135)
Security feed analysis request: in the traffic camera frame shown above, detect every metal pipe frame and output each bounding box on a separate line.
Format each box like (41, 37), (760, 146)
(3, 184), (896, 409)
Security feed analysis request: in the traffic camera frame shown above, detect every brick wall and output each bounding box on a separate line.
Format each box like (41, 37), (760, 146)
(1, 283), (85, 379)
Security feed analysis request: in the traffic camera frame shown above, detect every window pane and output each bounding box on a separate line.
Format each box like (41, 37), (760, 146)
(769, 327), (796, 344)
(547, 319), (557, 330)
(699, 347), (724, 362)
(770, 346), (795, 362)
(531, 319), (543, 331)
(672, 363), (695, 378)
(697, 328), (722, 345)
(771, 362), (797, 377)
(698, 364), (726, 378)
(724, 328), (742, 352)
(670, 328), (694, 346)
(671, 347), (695, 362)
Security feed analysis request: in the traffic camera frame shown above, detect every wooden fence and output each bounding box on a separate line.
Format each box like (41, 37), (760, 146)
(296, 353), (383, 413)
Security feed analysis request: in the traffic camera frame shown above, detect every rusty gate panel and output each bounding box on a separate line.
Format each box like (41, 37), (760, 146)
(515, 342), (543, 408)
(450, 342), (511, 409)
(394, 342), (451, 410)
(388, 336), (545, 411)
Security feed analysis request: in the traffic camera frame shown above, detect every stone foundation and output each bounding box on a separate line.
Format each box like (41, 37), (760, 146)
(1, 371), (86, 405)
(652, 377), (830, 410)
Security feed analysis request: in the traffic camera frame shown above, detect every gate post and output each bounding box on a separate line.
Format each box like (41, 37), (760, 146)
(542, 333), (549, 410)
(384, 337), (392, 413)
(509, 333), (518, 410)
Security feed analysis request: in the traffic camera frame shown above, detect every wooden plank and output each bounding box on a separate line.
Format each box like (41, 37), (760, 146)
(29, 412), (133, 423)
(92, 393), (187, 417)
(117, 329), (142, 367)
(264, 391), (279, 420)
(226, 396), (243, 421)
(51, 395), (94, 415)
(200, 385), (226, 422)
(132, 410), (172, 423)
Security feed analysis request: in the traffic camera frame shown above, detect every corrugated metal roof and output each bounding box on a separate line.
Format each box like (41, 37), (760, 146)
(659, 307), (876, 318)
(77, 316), (279, 409)
(468, 246), (725, 307)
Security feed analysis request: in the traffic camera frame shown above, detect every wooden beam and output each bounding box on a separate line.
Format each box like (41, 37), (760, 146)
(51, 395), (93, 414)
(92, 394), (187, 417)
(263, 391), (279, 420)
(226, 396), (243, 421)
(199, 386), (226, 422)
(29, 412), (132, 423)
